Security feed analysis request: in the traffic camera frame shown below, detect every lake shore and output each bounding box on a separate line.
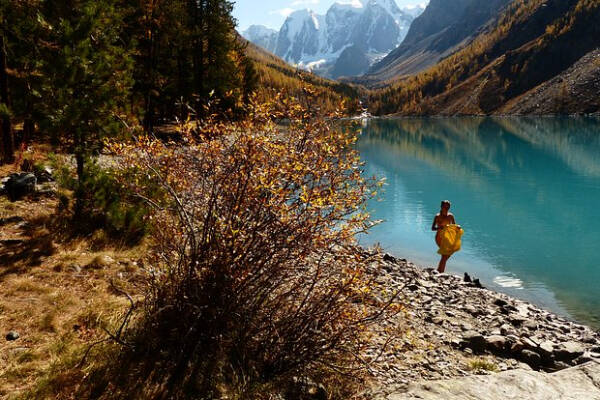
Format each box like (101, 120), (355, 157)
(362, 251), (600, 397)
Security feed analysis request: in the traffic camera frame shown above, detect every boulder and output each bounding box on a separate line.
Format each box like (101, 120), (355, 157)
(499, 324), (514, 335)
(387, 362), (600, 400)
(3, 173), (36, 201)
(35, 166), (54, 183)
(461, 331), (486, 352)
(493, 298), (508, 307)
(484, 335), (508, 352)
(554, 342), (585, 361)
(523, 320), (538, 330)
(6, 331), (20, 341)
(520, 349), (542, 368)
(539, 340), (556, 358)
(383, 253), (396, 263)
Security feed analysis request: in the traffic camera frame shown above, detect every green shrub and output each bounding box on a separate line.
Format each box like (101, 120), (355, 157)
(49, 154), (151, 244)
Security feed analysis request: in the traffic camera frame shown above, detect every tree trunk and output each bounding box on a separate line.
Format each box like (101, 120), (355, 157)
(0, 34), (14, 164)
(23, 118), (34, 140)
(143, 20), (156, 133)
(74, 150), (85, 218)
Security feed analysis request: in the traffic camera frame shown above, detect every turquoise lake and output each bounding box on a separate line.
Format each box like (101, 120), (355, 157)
(357, 117), (600, 329)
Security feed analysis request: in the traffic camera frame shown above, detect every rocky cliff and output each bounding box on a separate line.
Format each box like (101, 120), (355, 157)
(356, 0), (511, 86)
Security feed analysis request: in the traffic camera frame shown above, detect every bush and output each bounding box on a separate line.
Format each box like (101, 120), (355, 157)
(90, 96), (395, 398)
(49, 154), (150, 244)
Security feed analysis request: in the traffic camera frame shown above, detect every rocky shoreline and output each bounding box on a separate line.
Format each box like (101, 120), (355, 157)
(362, 253), (600, 397)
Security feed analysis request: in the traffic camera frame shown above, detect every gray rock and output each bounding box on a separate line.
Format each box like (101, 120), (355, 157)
(554, 361), (573, 370)
(581, 334), (597, 344)
(407, 283), (419, 291)
(463, 305), (479, 315)
(559, 325), (571, 334)
(574, 352), (595, 365)
(383, 253), (396, 263)
(521, 349), (542, 367)
(6, 331), (20, 341)
(507, 336), (525, 354)
(485, 335), (508, 352)
(522, 337), (539, 350)
(3, 173), (36, 201)
(460, 322), (473, 331)
(554, 342), (585, 361)
(539, 340), (556, 358)
(509, 315), (527, 326)
(493, 298), (508, 307)
(387, 362), (600, 400)
(35, 166), (54, 183)
(499, 324), (514, 335)
(462, 331), (486, 352)
(523, 320), (538, 330)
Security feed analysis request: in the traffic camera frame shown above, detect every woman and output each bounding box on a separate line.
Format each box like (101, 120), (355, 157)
(431, 200), (461, 273)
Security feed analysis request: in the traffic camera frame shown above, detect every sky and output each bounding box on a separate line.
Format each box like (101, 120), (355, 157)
(232, 0), (427, 32)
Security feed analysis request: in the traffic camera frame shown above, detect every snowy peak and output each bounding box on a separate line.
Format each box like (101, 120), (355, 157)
(245, 1), (427, 78)
(402, 4), (427, 18)
(243, 25), (277, 38)
(242, 25), (278, 53)
(368, 0), (402, 16)
(276, 9), (327, 63)
(332, 0), (368, 9)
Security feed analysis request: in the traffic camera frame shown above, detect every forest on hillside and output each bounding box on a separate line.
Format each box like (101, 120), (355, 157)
(368, 0), (600, 116)
(0, 0), (362, 170)
(0, 0), (259, 165)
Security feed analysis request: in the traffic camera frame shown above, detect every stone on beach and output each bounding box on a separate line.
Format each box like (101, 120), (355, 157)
(386, 362), (600, 400)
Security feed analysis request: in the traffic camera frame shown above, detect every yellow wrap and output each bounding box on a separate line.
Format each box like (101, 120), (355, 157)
(437, 224), (464, 256)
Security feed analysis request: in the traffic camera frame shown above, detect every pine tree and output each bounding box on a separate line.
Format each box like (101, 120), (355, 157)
(0, 4), (14, 163)
(42, 0), (133, 214)
(184, 0), (244, 113)
(0, 0), (48, 164)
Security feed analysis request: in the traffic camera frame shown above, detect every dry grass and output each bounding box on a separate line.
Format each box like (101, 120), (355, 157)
(0, 183), (147, 399)
(466, 358), (499, 373)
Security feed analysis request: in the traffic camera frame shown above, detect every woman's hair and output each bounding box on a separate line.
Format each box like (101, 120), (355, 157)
(441, 200), (451, 208)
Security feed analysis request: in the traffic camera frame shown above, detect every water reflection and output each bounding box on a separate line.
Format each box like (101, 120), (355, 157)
(358, 117), (600, 327)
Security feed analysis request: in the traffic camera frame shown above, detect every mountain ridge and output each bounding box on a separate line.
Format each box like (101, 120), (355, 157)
(242, 1), (426, 78)
(353, 0), (512, 87)
(367, 0), (600, 116)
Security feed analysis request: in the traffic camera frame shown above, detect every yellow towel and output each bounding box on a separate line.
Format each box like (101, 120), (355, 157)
(437, 224), (464, 256)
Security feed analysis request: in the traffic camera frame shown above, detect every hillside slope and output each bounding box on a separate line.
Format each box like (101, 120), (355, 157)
(354, 0), (511, 87)
(243, 40), (364, 113)
(368, 0), (600, 116)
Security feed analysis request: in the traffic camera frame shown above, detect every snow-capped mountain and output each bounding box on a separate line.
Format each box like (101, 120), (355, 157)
(402, 3), (427, 18)
(242, 25), (278, 54)
(243, 1), (426, 78)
